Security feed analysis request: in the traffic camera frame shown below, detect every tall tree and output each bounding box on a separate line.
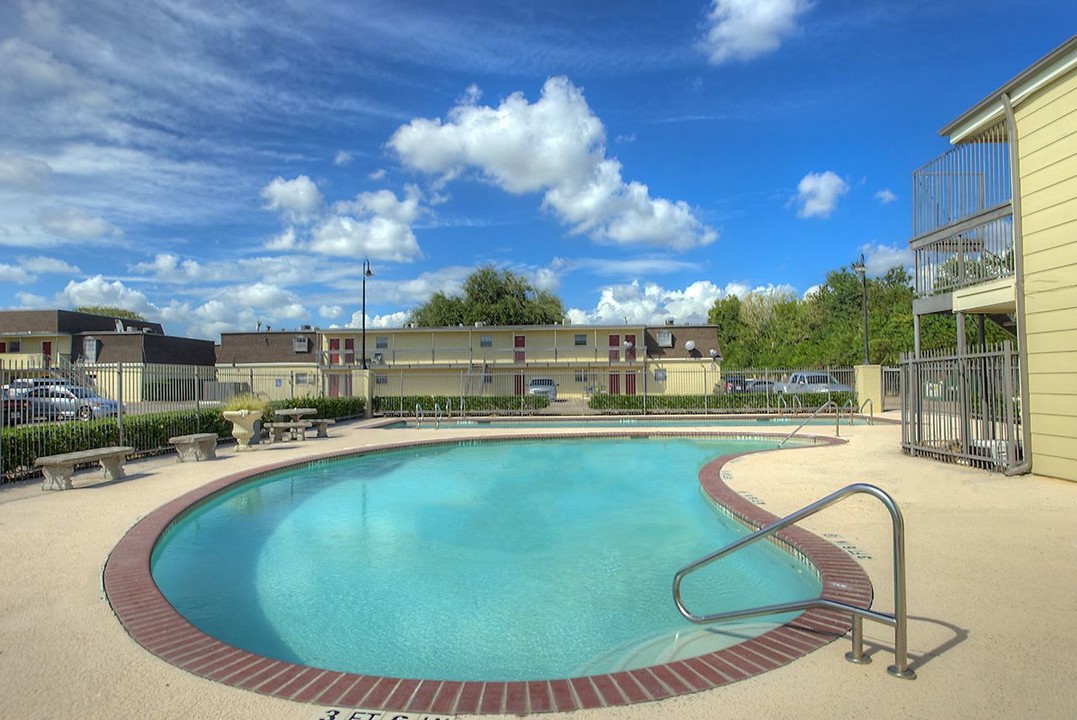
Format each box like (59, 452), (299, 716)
(410, 266), (566, 327)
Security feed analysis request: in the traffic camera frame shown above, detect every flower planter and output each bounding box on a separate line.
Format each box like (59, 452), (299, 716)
(223, 409), (263, 451)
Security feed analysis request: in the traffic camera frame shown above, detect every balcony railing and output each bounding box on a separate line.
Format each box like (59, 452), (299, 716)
(911, 120), (1014, 298)
(317, 346), (644, 368)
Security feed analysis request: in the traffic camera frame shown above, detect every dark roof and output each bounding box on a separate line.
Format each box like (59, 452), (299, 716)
(643, 325), (721, 360)
(0, 309), (164, 335)
(217, 332), (319, 364)
(72, 332), (216, 366)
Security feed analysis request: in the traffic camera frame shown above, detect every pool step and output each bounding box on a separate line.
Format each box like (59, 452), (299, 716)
(575, 621), (781, 675)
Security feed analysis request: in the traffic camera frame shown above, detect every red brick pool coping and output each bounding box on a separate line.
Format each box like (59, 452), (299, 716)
(103, 432), (871, 715)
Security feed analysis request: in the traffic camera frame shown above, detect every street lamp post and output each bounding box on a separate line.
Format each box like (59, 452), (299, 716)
(361, 260), (373, 369)
(853, 254), (869, 364)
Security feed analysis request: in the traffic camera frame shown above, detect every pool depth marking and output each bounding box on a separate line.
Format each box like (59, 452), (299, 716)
(104, 431), (870, 715)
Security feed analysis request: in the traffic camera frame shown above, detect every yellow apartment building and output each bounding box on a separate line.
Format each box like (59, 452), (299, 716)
(908, 35), (1077, 481)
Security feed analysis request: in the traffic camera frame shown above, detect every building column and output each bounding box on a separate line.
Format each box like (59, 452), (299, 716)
(854, 364), (883, 416)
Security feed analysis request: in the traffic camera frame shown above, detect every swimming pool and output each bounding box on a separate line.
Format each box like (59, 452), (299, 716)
(151, 437), (820, 681)
(106, 432), (870, 713)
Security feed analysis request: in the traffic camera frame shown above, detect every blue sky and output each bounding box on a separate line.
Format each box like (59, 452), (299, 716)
(1, 1), (1074, 341)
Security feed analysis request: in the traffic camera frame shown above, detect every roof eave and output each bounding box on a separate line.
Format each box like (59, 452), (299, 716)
(940, 34), (1077, 143)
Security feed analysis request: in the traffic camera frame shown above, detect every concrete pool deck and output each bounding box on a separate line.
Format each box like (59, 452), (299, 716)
(1, 418), (1075, 719)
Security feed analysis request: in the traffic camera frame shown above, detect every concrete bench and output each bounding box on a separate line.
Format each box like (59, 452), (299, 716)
(35, 446), (135, 491)
(168, 432), (219, 462)
(265, 421), (312, 443)
(305, 418), (336, 438)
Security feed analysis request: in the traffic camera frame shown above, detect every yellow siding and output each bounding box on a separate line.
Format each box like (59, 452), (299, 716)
(1017, 66), (1077, 482)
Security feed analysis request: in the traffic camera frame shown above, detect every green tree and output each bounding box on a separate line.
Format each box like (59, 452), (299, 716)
(75, 305), (146, 321)
(410, 266), (565, 327)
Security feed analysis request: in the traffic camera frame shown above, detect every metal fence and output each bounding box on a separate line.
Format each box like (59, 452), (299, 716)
(1, 358), (337, 482)
(899, 342), (1023, 471)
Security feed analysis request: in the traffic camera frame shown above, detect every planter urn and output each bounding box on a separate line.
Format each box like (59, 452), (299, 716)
(223, 409), (263, 451)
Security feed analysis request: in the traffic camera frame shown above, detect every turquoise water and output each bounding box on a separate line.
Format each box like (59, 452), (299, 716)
(151, 437), (821, 681)
(383, 416), (864, 429)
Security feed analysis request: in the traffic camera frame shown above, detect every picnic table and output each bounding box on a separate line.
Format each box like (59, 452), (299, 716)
(274, 407), (316, 420)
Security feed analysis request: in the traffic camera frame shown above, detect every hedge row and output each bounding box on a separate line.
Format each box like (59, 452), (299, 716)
(374, 395), (549, 414)
(1, 397), (365, 481)
(588, 391), (857, 412)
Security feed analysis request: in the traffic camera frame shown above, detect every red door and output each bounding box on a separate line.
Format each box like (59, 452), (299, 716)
(608, 334), (619, 362)
(328, 375), (341, 397)
(344, 338), (355, 364)
(514, 335), (525, 362)
(608, 372), (620, 395)
(42, 341), (52, 367)
(626, 372), (637, 396)
(515, 373), (525, 396)
(329, 338), (340, 365)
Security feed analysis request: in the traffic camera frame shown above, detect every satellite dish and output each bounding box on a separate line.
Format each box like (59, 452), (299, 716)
(685, 340), (696, 351)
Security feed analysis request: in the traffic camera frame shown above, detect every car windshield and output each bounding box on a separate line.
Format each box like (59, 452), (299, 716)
(66, 387), (100, 399)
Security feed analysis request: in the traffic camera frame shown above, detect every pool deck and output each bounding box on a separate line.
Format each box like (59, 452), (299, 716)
(1, 417), (1076, 719)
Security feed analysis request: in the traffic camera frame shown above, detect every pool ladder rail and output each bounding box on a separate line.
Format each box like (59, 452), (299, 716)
(672, 482), (916, 679)
(778, 399), (839, 447)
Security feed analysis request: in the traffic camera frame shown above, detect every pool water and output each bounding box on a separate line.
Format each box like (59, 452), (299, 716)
(151, 437), (821, 681)
(383, 416), (866, 429)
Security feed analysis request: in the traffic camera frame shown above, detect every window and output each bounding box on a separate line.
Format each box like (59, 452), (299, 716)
(5, 340), (20, 353)
(574, 334), (586, 346)
(375, 336), (389, 349)
(656, 330), (672, 348)
(654, 369), (667, 382)
(375, 374), (389, 385)
(574, 370), (590, 383)
(480, 335), (493, 348)
(483, 373), (493, 384)
(295, 373), (310, 384)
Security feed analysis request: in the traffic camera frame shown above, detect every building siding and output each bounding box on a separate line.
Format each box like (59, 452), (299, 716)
(1018, 67), (1077, 481)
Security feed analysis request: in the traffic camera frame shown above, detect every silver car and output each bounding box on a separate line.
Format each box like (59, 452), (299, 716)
(23, 385), (122, 421)
(527, 377), (558, 401)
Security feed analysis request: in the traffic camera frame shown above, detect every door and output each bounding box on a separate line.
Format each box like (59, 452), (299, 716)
(328, 338), (340, 365)
(514, 373), (525, 396)
(514, 335), (525, 363)
(608, 372), (620, 395)
(328, 374), (341, 398)
(344, 338), (355, 365)
(608, 334), (619, 362)
(42, 341), (52, 367)
(625, 372), (637, 396)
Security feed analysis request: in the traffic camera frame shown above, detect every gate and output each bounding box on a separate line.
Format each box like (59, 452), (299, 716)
(899, 342), (1023, 472)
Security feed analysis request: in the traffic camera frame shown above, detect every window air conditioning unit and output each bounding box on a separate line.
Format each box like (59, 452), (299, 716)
(293, 336), (311, 353)
(372, 352), (385, 365)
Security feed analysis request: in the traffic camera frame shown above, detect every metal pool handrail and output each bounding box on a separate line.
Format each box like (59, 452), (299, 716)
(859, 398), (874, 424)
(415, 403), (424, 429)
(672, 482), (915, 679)
(778, 399), (838, 446)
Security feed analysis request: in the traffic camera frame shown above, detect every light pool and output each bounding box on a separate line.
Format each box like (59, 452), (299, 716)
(151, 436), (822, 682)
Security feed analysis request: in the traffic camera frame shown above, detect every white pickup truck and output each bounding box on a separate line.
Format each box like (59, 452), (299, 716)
(775, 371), (853, 394)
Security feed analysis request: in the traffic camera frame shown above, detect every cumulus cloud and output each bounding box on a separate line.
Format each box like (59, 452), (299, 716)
(20, 256), (79, 274)
(861, 242), (913, 275)
(309, 186), (423, 261)
(333, 150), (352, 167)
(389, 76), (716, 251)
(875, 188), (897, 204)
(566, 279), (725, 326)
(37, 205), (121, 239)
(57, 275), (154, 315)
(703, 0), (812, 65)
(319, 304), (342, 319)
(793, 171), (848, 218)
(261, 175), (324, 223)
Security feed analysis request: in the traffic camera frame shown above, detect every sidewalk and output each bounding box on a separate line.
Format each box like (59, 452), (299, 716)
(1, 420), (1074, 719)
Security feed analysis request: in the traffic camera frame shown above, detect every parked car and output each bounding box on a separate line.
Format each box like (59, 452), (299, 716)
(23, 385), (122, 420)
(4, 378), (68, 397)
(527, 377), (558, 401)
(745, 379), (776, 393)
(2, 389), (29, 426)
(774, 372), (853, 394)
(722, 376), (751, 393)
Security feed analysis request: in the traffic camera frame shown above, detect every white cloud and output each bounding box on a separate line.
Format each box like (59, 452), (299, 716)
(56, 275), (154, 315)
(793, 170), (848, 218)
(389, 76), (716, 250)
(0, 263), (34, 283)
(261, 175), (324, 223)
(0, 153), (53, 189)
(860, 242), (913, 275)
(310, 187), (423, 261)
(319, 304), (343, 319)
(874, 188), (897, 204)
(37, 205), (122, 239)
(368, 168), (387, 181)
(333, 150), (352, 167)
(265, 226), (298, 251)
(19, 256), (79, 274)
(566, 279), (726, 326)
(703, 0), (812, 65)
